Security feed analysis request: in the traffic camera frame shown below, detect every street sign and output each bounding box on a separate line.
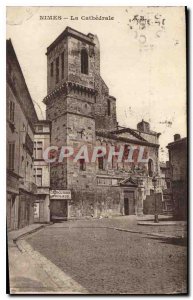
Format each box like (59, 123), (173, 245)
(50, 190), (71, 200)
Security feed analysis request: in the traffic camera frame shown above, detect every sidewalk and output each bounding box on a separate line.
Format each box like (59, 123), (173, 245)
(137, 214), (187, 227)
(8, 223), (88, 294)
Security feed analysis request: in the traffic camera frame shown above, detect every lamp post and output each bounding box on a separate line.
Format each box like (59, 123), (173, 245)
(152, 176), (159, 223)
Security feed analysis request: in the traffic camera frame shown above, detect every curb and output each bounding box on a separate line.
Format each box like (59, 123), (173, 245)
(137, 221), (187, 226)
(108, 227), (185, 239)
(13, 224), (49, 244)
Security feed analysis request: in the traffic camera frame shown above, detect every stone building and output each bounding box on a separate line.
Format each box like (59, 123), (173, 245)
(159, 161), (173, 213)
(167, 134), (187, 219)
(7, 39), (38, 230)
(43, 27), (162, 220)
(33, 121), (51, 223)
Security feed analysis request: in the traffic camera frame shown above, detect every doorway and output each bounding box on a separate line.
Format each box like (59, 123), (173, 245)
(124, 191), (135, 215)
(50, 200), (68, 221)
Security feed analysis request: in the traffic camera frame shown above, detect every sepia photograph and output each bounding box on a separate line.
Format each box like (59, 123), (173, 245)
(6, 6), (187, 294)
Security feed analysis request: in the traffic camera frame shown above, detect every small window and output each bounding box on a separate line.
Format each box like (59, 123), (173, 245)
(50, 62), (53, 77)
(61, 52), (64, 79)
(55, 57), (59, 83)
(81, 49), (88, 75)
(166, 181), (171, 189)
(34, 141), (43, 159)
(107, 99), (111, 116)
(80, 159), (86, 171)
(8, 142), (15, 170)
(8, 101), (15, 123)
(98, 157), (104, 170)
(112, 156), (116, 169)
(37, 125), (43, 132)
(34, 168), (42, 186)
(148, 159), (153, 177)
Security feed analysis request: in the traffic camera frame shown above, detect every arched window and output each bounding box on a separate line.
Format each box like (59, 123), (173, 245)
(97, 148), (104, 170)
(148, 159), (153, 177)
(81, 49), (88, 74)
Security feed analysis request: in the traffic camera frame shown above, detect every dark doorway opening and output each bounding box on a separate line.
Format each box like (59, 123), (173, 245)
(50, 200), (68, 222)
(124, 191), (135, 215)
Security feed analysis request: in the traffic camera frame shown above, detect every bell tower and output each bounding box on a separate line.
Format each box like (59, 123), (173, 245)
(43, 26), (118, 189)
(43, 27), (97, 190)
(43, 27), (118, 218)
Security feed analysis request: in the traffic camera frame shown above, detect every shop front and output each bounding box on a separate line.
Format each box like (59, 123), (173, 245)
(50, 190), (71, 222)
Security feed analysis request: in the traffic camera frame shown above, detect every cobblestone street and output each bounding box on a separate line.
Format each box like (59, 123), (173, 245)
(25, 216), (187, 294)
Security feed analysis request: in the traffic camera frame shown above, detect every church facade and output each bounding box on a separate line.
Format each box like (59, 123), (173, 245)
(43, 27), (162, 220)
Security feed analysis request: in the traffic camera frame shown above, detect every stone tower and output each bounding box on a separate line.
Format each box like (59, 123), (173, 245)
(43, 27), (117, 218)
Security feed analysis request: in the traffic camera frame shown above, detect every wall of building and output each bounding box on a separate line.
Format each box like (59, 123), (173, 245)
(68, 186), (122, 218)
(65, 133), (160, 218)
(169, 145), (187, 181)
(33, 123), (51, 223)
(167, 138), (187, 219)
(7, 40), (38, 230)
(7, 82), (36, 230)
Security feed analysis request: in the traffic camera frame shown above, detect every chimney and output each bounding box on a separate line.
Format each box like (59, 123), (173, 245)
(174, 134), (181, 141)
(137, 120), (150, 133)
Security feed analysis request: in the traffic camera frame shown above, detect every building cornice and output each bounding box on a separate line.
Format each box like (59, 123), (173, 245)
(96, 131), (160, 148)
(43, 81), (97, 105)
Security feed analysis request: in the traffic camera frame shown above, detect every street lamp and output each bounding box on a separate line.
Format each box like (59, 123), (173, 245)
(152, 176), (159, 223)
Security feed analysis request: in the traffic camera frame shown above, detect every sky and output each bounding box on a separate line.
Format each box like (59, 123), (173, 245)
(6, 6), (187, 161)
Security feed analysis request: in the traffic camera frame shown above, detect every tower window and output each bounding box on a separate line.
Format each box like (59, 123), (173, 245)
(61, 52), (64, 79)
(50, 62), (53, 77)
(81, 49), (88, 75)
(56, 57), (59, 83)
(107, 99), (111, 116)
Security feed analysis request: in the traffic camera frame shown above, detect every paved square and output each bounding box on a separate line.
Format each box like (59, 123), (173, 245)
(26, 218), (187, 294)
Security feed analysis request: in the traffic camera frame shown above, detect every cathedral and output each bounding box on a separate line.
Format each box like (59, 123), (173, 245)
(43, 27), (162, 220)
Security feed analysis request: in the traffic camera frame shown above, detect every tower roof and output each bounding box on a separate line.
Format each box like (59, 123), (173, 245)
(46, 26), (95, 55)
